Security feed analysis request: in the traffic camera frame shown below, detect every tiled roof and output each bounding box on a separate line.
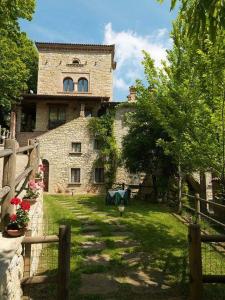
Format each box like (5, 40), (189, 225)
(35, 42), (114, 52)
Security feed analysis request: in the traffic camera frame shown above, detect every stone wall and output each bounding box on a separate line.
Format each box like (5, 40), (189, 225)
(36, 104), (142, 194)
(114, 105), (143, 185)
(37, 117), (105, 194)
(0, 193), (43, 300)
(37, 50), (113, 100)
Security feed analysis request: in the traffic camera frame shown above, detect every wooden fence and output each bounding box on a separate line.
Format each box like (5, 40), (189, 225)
(21, 224), (71, 300)
(0, 138), (39, 228)
(188, 223), (225, 300)
(182, 193), (225, 230)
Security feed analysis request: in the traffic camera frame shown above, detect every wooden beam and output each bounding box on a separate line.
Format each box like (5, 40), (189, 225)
(0, 149), (13, 158)
(0, 186), (11, 198)
(22, 235), (59, 244)
(201, 235), (225, 243)
(57, 225), (71, 300)
(15, 166), (33, 186)
(16, 144), (35, 154)
(203, 275), (225, 283)
(1, 139), (16, 229)
(188, 224), (203, 300)
(21, 275), (57, 285)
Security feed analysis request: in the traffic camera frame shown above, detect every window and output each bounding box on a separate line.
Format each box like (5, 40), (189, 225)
(94, 168), (104, 183)
(49, 105), (66, 129)
(73, 58), (80, 65)
(78, 78), (88, 92)
(85, 108), (92, 118)
(71, 168), (80, 183)
(94, 139), (101, 150)
(71, 142), (81, 153)
(63, 77), (74, 92)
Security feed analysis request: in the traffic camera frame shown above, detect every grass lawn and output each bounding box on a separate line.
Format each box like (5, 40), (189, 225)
(30, 194), (225, 300)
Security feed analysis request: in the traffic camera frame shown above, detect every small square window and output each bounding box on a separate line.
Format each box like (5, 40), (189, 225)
(71, 142), (81, 153)
(94, 139), (101, 150)
(71, 168), (80, 183)
(94, 168), (104, 183)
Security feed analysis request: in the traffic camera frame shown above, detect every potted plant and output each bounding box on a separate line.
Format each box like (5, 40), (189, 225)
(35, 164), (45, 182)
(6, 197), (30, 237)
(23, 180), (40, 204)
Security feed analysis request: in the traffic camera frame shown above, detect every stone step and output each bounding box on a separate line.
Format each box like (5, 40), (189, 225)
(80, 241), (106, 251)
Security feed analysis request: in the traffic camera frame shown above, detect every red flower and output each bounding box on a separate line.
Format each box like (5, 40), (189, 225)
(10, 214), (17, 222)
(10, 197), (21, 205)
(20, 200), (31, 211)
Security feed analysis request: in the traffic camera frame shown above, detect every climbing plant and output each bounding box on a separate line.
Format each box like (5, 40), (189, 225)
(88, 110), (119, 189)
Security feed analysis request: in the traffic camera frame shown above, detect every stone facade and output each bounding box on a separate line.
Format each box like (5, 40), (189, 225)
(36, 43), (115, 100)
(16, 42), (138, 193)
(38, 117), (105, 193)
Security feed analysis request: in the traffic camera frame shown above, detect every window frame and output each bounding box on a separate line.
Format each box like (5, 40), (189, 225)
(94, 139), (101, 150)
(70, 168), (81, 184)
(71, 142), (82, 153)
(63, 77), (74, 92)
(78, 77), (88, 93)
(48, 105), (66, 130)
(94, 167), (104, 183)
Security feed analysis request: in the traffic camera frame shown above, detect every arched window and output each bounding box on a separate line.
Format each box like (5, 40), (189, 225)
(73, 58), (80, 65)
(63, 77), (74, 92)
(78, 78), (88, 92)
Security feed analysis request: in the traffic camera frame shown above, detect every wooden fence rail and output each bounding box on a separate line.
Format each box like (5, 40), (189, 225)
(0, 138), (39, 229)
(182, 193), (225, 229)
(188, 223), (225, 300)
(21, 224), (71, 300)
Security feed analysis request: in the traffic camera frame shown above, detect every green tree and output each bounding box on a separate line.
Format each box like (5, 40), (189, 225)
(122, 96), (176, 199)
(0, 0), (37, 109)
(157, 0), (225, 41)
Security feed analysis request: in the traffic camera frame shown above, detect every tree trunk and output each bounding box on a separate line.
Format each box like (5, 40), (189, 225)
(152, 174), (158, 201)
(178, 163), (182, 214)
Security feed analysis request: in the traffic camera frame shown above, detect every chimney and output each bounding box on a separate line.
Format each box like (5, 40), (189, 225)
(127, 86), (136, 102)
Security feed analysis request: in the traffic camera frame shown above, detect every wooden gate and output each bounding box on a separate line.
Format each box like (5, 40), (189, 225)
(21, 224), (71, 300)
(188, 224), (225, 300)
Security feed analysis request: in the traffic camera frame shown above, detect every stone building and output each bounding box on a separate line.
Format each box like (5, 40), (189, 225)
(16, 42), (136, 193)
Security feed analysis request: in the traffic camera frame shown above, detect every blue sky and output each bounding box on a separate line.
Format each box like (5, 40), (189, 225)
(20, 0), (177, 101)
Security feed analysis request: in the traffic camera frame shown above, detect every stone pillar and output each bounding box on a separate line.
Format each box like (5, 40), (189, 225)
(80, 103), (85, 117)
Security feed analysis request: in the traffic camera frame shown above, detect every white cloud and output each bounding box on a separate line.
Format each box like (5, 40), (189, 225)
(103, 23), (171, 100)
(114, 77), (129, 91)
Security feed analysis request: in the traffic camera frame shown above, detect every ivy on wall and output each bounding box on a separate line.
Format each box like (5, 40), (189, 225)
(88, 110), (119, 189)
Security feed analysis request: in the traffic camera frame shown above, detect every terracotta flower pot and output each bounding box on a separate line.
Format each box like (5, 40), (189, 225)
(23, 198), (38, 205)
(5, 227), (27, 237)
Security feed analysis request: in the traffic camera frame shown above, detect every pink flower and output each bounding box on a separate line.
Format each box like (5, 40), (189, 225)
(10, 197), (21, 205)
(37, 181), (45, 189)
(28, 180), (38, 190)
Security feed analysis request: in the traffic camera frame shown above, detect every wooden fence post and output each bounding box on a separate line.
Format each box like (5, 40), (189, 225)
(28, 139), (38, 180)
(23, 229), (32, 278)
(58, 225), (71, 300)
(1, 139), (17, 228)
(195, 193), (201, 223)
(188, 223), (203, 300)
